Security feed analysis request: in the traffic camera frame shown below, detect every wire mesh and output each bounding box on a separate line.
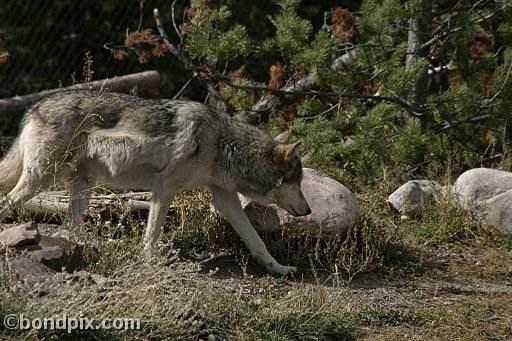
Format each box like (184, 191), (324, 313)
(0, 0), (172, 99)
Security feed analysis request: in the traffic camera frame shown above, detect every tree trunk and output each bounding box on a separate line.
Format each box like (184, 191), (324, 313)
(405, 0), (432, 126)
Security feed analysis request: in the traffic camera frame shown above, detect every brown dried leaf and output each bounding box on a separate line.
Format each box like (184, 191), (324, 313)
(125, 28), (158, 48)
(185, 6), (198, 18)
(269, 63), (285, 90)
(113, 49), (128, 61)
(469, 28), (494, 57)
(151, 43), (168, 57)
(137, 50), (150, 64)
(331, 7), (357, 44)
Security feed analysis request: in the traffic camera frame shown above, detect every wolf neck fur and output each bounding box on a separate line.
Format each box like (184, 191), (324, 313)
(216, 123), (282, 200)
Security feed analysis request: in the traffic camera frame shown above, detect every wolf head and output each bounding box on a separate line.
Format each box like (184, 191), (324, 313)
(271, 133), (312, 217)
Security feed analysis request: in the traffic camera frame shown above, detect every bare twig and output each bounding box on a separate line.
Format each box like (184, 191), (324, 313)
(294, 103), (341, 122)
(196, 76), (234, 113)
(484, 60), (512, 107)
(436, 114), (490, 132)
(430, 0), (494, 17)
(153, 8), (188, 64)
(266, 15), (277, 28)
(173, 74), (197, 99)
(137, 0), (145, 31)
(171, 0), (183, 44)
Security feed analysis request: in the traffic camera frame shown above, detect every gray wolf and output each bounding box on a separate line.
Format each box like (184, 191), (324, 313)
(0, 90), (311, 275)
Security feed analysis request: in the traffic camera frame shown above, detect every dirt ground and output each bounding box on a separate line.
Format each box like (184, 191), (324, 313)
(2, 220), (512, 340)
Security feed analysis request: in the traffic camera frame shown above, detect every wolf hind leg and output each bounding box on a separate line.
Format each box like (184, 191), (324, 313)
(209, 186), (297, 276)
(143, 189), (176, 255)
(0, 166), (54, 221)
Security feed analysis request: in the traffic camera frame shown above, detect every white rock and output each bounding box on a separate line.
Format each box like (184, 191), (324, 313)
(387, 180), (440, 216)
(483, 189), (512, 235)
(242, 168), (360, 236)
(452, 168), (512, 235)
(453, 168), (512, 205)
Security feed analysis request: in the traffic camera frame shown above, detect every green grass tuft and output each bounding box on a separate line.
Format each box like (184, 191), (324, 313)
(257, 312), (359, 341)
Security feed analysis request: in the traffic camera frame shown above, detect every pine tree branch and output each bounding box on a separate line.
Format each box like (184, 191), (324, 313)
(152, 6), (428, 119)
(431, 0), (494, 18)
(252, 48), (359, 113)
(152, 7), (234, 113)
(435, 114), (490, 132)
(421, 5), (502, 49)
(437, 53), (512, 132)
(214, 74), (425, 117)
(151, 9), (422, 119)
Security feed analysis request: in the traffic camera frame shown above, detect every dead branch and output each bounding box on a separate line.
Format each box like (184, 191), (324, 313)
(22, 191), (152, 217)
(252, 49), (359, 113)
(215, 73), (425, 117)
(0, 70), (161, 116)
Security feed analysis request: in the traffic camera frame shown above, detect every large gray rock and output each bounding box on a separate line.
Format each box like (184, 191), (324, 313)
(452, 168), (512, 235)
(387, 180), (440, 217)
(483, 189), (512, 235)
(243, 168), (360, 235)
(0, 222), (40, 248)
(453, 168), (512, 205)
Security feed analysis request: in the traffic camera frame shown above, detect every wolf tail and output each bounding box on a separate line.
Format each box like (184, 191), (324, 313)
(0, 139), (23, 194)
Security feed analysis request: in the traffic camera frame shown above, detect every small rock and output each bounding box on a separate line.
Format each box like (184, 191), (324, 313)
(388, 180), (440, 216)
(3, 257), (56, 284)
(242, 168), (360, 236)
(0, 222), (40, 248)
(18, 235), (84, 272)
(62, 270), (111, 286)
(31, 270), (115, 296)
(400, 215), (410, 222)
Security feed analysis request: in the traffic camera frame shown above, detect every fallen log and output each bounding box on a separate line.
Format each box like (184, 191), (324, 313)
(22, 191), (152, 218)
(0, 70), (161, 116)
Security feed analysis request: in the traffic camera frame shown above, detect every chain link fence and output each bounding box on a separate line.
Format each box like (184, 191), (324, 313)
(0, 0), (175, 99)
(0, 0), (180, 138)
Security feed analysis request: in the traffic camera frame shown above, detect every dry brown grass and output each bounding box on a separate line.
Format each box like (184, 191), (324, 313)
(1, 177), (512, 340)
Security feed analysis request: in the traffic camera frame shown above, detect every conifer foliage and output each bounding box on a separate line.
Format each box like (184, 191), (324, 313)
(116, 0), (512, 188)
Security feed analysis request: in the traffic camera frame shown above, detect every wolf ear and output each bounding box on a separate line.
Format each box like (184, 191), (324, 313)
(274, 131), (290, 144)
(274, 141), (303, 161)
(287, 141), (303, 158)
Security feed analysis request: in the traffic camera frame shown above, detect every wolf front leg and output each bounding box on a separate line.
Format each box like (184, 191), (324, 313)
(65, 175), (91, 228)
(143, 190), (175, 255)
(209, 186), (297, 276)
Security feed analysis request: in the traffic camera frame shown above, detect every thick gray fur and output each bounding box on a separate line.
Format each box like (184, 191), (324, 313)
(0, 90), (311, 275)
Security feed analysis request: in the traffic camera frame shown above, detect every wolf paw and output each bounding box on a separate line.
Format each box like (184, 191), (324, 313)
(270, 264), (297, 276)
